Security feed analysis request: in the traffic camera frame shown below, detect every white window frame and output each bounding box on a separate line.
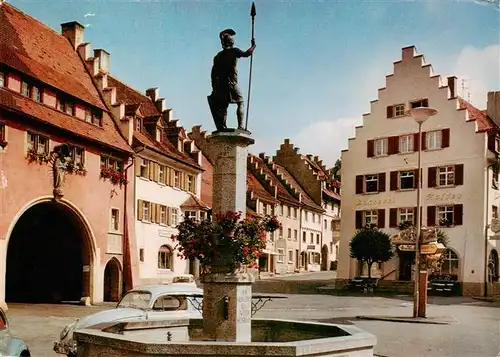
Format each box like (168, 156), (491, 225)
(287, 228), (292, 240)
(438, 166), (455, 187)
(110, 208), (119, 231)
(399, 208), (414, 225)
(365, 174), (379, 193)
(21, 81), (29, 97)
(174, 170), (180, 188)
(399, 170), (414, 190)
(32, 86), (41, 102)
(399, 135), (413, 153)
(142, 201), (150, 222)
(171, 208), (179, 226)
(0, 72), (4, 87)
(158, 166), (165, 184)
(27, 132), (49, 155)
(155, 128), (161, 142)
(158, 245), (173, 270)
(374, 138), (388, 156)
(159, 205), (167, 225)
(140, 159), (148, 178)
(394, 103), (405, 117)
(438, 206), (454, 226)
(294, 229), (298, 241)
(277, 249), (284, 263)
(364, 210), (378, 226)
(427, 130), (442, 150)
(185, 211), (197, 220)
(440, 249), (459, 275)
(187, 175), (195, 193)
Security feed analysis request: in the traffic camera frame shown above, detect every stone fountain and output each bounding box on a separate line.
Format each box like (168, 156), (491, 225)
(73, 8), (376, 355)
(73, 130), (376, 357)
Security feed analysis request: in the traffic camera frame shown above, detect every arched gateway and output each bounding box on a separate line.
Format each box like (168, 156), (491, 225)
(5, 198), (94, 303)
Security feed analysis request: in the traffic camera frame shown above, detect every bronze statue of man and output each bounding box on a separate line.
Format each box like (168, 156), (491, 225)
(208, 28), (256, 131)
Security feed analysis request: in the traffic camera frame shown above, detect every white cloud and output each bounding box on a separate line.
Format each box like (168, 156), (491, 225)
(290, 117), (363, 166)
(453, 44), (500, 108)
(84, 13), (95, 17)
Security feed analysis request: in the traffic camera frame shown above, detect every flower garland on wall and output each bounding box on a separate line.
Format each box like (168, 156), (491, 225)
(26, 149), (87, 176)
(172, 211), (281, 273)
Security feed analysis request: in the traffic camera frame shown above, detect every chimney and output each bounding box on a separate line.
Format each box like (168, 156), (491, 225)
(61, 21), (85, 50)
(146, 88), (159, 102)
(447, 76), (457, 99)
(487, 91), (500, 127)
(94, 49), (110, 73)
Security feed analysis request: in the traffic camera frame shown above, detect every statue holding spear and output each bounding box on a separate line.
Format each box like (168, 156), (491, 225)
(208, 2), (256, 132)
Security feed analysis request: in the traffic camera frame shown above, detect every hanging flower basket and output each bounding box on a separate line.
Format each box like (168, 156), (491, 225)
(171, 211), (281, 273)
(100, 167), (127, 187)
(26, 149), (50, 164)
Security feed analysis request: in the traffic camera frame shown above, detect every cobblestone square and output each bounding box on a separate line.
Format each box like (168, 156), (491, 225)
(5, 294), (500, 357)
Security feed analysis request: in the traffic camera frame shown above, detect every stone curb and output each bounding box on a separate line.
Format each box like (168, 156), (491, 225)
(356, 315), (454, 325)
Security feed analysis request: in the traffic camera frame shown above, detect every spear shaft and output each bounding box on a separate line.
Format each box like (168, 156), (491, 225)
(244, 2), (256, 131)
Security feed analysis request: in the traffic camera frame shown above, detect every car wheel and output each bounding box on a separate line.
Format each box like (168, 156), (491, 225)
(67, 353), (77, 357)
(20, 350), (30, 357)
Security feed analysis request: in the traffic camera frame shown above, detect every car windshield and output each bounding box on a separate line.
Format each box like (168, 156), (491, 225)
(117, 291), (152, 309)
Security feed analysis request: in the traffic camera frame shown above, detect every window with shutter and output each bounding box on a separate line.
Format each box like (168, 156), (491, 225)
(437, 166), (455, 186)
(399, 135), (413, 153)
(378, 173), (386, 192)
(387, 106), (394, 118)
(388, 136), (399, 154)
(364, 210), (378, 227)
(365, 174), (379, 193)
(137, 199), (143, 221)
(453, 204), (463, 225)
(374, 138), (388, 156)
(389, 208), (398, 227)
(390, 171), (398, 191)
(438, 206), (454, 226)
(398, 208), (415, 226)
(399, 170), (415, 190)
(367, 140), (375, 157)
(426, 130), (442, 150)
(441, 128), (450, 148)
(428, 167), (437, 188)
(355, 211), (362, 229)
(413, 133), (420, 151)
(421, 132), (427, 150)
(454, 164), (464, 185)
(427, 206), (436, 226)
(377, 209), (385, 228)
(355, 175), (364, 194)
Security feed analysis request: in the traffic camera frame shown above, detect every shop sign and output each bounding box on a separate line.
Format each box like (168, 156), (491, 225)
(398, 244), (415, 252)
(356, 198), (396, 207)
(420, 242), (446, 255)
(425, 192), (462, 202)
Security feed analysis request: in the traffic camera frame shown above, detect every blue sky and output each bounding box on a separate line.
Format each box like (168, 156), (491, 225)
(10, 0), (500, 165)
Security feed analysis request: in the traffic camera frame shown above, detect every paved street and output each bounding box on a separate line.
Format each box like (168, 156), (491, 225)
(5, 294), (500, 357)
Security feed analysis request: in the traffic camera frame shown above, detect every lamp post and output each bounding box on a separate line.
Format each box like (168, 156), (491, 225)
(409, 106), (438, 318)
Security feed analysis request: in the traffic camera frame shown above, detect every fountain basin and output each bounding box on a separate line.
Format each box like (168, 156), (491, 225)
(75, 318), (376, 356)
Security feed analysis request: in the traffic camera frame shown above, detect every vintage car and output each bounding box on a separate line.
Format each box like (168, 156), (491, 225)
(0, 307), (31, 357)
(53, 282), (203, 357)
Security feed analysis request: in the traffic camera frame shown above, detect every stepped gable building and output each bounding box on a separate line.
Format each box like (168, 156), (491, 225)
(273, 139), (341, 269)
(0, 3), (136, 309)
(338, 45), (500, 296)
(96, 72), (206, 285)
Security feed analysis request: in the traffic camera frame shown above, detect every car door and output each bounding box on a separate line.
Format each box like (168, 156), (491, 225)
(147, 294), (190, 320)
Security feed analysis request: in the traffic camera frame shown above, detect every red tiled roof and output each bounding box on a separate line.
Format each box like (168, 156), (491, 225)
(180, 194), (209, 210)
(302, 156), (341, 200)
(246, 207), (260, 218)
(247, 171), (279, 204)
(107, 75), (201, 169)
(273, 163), (324, 212)
(0, 3), (106, 110)
(249, 154), (301, 206)
(459, 97), (496, 132)
(108, 76), (159, 117)
(133, 131), (201, 169)
(0, 88), (132, 152)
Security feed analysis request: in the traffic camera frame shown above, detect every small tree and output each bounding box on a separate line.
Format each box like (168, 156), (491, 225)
(331, 158), (341, 180)
(349, 224), (394, 278)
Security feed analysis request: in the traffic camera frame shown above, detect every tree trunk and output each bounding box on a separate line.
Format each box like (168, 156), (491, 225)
(367, 261), (373, 278)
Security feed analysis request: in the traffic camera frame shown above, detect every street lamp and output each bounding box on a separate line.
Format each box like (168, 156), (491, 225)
(409, 106), (438, 318)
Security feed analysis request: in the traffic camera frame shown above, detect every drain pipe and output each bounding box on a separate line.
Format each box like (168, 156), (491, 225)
(483, 160), (497, 297)
(122, 146), (145, 294)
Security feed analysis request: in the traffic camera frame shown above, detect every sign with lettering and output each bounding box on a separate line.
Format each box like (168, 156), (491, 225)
(422, 227), (437, 244)
(398, 244), (415, 252)
(236, 287), (251, 324)
(307, 245), (315, 250)
(420, 243), (438, 255)
(159, 229), (171, 238)
(425, 192), (462, 202)
(356, 198), (396, 206)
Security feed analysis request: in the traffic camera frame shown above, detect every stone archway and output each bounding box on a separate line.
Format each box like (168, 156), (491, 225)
(321, 244), (329, 271)
(104, 258), (122, 302)
(5, 199), (94, 303)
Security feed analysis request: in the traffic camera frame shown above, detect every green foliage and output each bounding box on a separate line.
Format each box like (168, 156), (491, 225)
(349, 226), (394, 277)
(332, 158), (341, 180)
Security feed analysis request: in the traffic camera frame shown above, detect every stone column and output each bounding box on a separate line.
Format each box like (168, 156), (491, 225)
(201, 130), (254, 342)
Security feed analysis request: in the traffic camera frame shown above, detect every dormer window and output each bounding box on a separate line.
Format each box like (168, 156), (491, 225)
(155, 127), (162, 142)
(21, 81), (29, 97)
(85, 109), (92, 123)
(0, 72), (5, 87)
(32, 86), (41, 102)
(135, 118), (142, 132)
(411, 98), (429, 108)
(57, 99), (65, 112)
(65, 102), (74, 115)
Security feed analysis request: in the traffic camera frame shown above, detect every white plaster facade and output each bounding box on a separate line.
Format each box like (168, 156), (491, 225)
(135, 151), (203, 285)
(338, 46), (500, 296)
(275, 203), (301, 274)
(322, 200), (341, 265)
(300, 209), (323, 271)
